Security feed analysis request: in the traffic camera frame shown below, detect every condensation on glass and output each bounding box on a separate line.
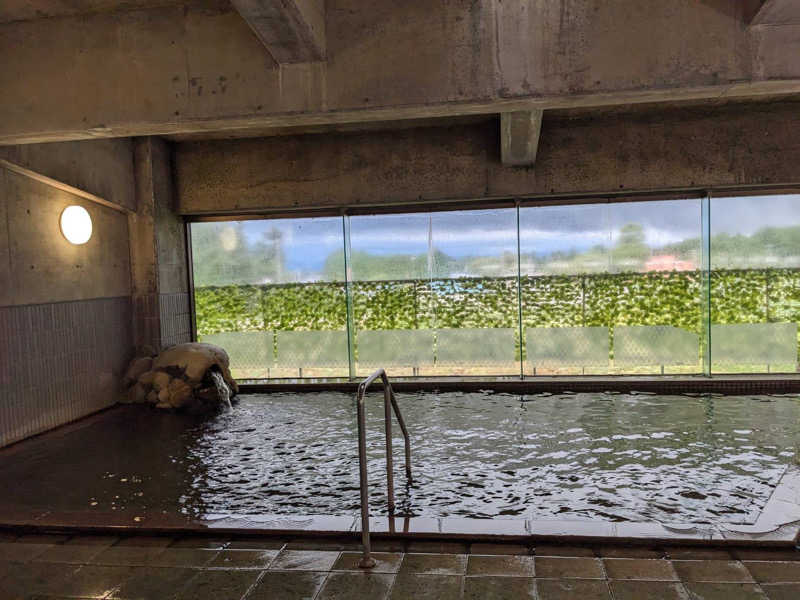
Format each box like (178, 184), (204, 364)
(519, 199), (703, 375)
(189, 193), (800, 379)
(348, 209), (519, 376)
(710, 194), (800, 373)
(348, 212), (435, 376)
(190, 217), (347, 379)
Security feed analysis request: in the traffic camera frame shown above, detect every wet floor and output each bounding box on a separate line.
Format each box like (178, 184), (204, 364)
(5, 532), (800, 600)
(0, 392), (797, 523)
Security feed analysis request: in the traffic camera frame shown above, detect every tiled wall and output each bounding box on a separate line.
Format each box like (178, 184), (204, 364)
(132, 292), (191, 352)
(0, 297), (132, 448)
(132, 294), (161, 353)
(159, 292), (192, 348)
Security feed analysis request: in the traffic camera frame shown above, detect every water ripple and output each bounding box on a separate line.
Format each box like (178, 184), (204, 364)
(178, 391), (799, 523)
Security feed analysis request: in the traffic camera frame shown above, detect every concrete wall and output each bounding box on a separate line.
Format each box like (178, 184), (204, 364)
(0, 141), (135, 447)
(175, 101), (800, 214)
(131, 137), (192, 353)
(0, 139), (135, 211)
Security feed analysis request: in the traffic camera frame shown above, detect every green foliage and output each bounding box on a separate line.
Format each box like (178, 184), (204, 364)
(261, 283), (347, 331)
(353, 281), (431, 330)
(432, 279), (518, 329)
(711, 270), (767, 324)
(195, 269), (800, 356)
(195, 285), (263, 336)
(520, 276), (583, 327)
(584, 272), (701, 331)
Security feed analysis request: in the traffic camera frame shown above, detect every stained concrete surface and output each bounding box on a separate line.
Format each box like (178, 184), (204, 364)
(0, 139), (135, 212)
(175, 101), (800, 215)
(1, 0), (798, 143)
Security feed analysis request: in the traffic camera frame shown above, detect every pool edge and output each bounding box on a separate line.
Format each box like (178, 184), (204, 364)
(238, 374), (800, 396)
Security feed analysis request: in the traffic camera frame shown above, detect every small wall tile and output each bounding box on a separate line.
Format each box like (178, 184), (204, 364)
(0, 296), (132, 448)
(158, 292), (191, 349)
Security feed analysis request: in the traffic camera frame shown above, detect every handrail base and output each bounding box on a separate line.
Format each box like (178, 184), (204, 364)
(358, 557), (377, 569)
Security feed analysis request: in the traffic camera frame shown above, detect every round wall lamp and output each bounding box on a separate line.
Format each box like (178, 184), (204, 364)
(60, 205), (93, 245)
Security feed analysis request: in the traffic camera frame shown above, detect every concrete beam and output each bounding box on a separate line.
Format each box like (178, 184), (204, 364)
(230, 0), (325, 63)
(174, 101), (800, 215)
(501, 110), (542, 167)
(0, 159), (131, 214)
(5, 80), (800, 147)
(751, 0), (800, 26)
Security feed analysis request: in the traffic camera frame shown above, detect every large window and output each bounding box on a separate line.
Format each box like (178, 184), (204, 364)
(709, 195), (800, 373)
(349, 209), (519, 377)
(191, 217), (347, 379)
(519, 199), (703, 375)
(189, 194), (800, 379)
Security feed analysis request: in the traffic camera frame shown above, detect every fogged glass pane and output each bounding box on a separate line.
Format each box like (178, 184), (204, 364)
(349, 209), (519, 376)
(199, 332), (273, 379)
(430, 209), (520, 375)
(431, 209), (518, 278)
(526, 327), (609, 369)
(614, 326), (699, 367)
(436, 328), (516, 365)
(710, 194), (800, 373)
(356, 330), (435, 367)
(711, 195), (800, 269)
(520, 199), (702, 375)
(608, 201), (701, 274)
(349, 213), (435, 375)
(192, 219), (344, 286)
(349, 213), (432, 281)
(711, 323), (798, 369)
(520, 204), (610, 276)
(275, 330), (349, 369)
(190, 218), (347, 379)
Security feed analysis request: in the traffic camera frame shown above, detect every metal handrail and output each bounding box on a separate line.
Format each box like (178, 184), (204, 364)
(356, 368), (412, 568)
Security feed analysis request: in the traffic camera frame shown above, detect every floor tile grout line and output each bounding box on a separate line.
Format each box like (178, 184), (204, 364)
(177, 567), (206, 600)
(259, 546), (282, 571)
(381, 552), (405, 600)
(595, 551), (615, 600)
(239, 567), (268, 600)
(311, 570), (332, 600)
(751, 580), (769, 597)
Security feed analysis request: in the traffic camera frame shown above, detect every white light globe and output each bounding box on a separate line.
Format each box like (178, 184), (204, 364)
(60, 205), (92, 245)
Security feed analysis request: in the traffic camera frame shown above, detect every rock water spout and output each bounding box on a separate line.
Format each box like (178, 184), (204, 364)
(121, 342), (239, 413)
(209, 370), (233, 410)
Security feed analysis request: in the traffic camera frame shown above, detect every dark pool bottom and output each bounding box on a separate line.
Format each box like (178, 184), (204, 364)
(0, 392), (797, 525)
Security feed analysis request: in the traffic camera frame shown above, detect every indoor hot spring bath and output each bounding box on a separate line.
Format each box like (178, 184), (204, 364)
(1, 390), (799, 539)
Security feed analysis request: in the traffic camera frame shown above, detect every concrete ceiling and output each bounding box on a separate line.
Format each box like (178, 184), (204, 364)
(750, 0), (800, 25)
(2, 0), (800, 145)
(0, 0), (229, 24)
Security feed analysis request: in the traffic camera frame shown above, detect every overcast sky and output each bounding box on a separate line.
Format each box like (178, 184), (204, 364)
(220, 194), (800, 274)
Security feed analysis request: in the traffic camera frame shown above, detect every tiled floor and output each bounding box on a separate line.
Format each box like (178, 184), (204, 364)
(0, 533), (799, 599)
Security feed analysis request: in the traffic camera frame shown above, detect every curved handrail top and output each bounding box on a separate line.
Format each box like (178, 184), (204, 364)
(357, 368), (389, 397)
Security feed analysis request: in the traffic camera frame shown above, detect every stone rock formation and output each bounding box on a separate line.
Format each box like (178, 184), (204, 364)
(121, 342), (238, 413)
